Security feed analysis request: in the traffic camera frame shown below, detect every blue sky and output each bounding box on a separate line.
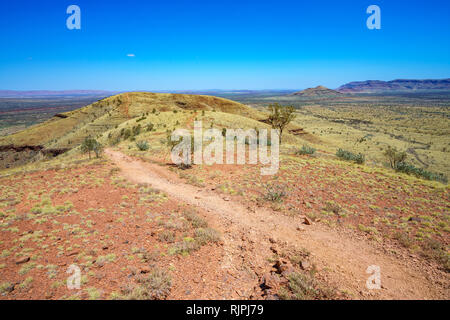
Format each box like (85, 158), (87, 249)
(0, 0), (449, 90)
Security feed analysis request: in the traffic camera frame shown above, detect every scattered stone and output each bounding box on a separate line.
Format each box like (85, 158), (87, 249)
(15, 256), (30, 264)
(262, 273), (280, 290)
(303, 217), (312, 225)
(296, 225), (305, 231)
(66, 251), (79, 257)
(3, 283), (15, 293)
(140, 266), (151, 274)
(274, 259), (294, 274)
(102, 245), (109, 250)
(223, 197), (230, 201)
(300, 260), (310, 270)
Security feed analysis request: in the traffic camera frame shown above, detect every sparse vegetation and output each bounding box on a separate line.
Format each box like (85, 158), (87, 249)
(266, 103), (296, 143)
(81, 137), (103, 159)
(280, 271), (335, 300)
(136, 140), (149, 151)
(296, 145), (316, 156)
(336, 148), (365, 164)
(264, 184), (287, 202)
(384, 146), (407, 169)
(123, 268), (171, 300)
(395, 161), (447, 183)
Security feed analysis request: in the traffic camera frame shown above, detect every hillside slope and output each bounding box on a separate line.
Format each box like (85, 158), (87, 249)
(0, 92), (262, 149)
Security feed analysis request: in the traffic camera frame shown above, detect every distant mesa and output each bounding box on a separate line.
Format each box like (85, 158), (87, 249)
(337, 78), (450, 93)
(292, 85), (343, 97)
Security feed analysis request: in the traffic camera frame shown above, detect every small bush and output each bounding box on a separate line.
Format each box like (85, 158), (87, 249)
(194, 228), (221, 245)
(395, 162), (447, 184)
(158, 230), (175, 243)
(136, 141), (149, 151)
(420, 238), (450, 272)
(183, 210), (207, 228)
(384, 146), (407, 169)
(121, 128), (132, 140)
(393, 231), (413, 248)
(264, 184), (287, 202)
(109, 135), (121, 146)
(296, 145), (316, 156)
(132, 124), (142, 136)
(81, 137), (103, 159)
(280, 271), (336, 300)
(124, 268), (171, 300)
(336, 148), (365, 164)
(136, 115), (147, 122)
(323, 201), (341, 214)
(146, 123), (154, 132)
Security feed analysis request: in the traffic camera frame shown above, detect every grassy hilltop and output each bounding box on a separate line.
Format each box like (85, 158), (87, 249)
(0, 92), (265, 149)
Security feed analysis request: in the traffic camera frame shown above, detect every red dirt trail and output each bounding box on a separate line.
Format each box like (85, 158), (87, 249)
(105, 148), (447, 299)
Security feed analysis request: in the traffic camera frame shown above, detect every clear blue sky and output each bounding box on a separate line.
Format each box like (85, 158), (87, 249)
(1, 0), (449, 90)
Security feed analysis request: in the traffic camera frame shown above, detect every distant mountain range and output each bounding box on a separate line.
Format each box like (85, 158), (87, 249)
(292, 85), (343, 97)
(1, 78), (449, 98)
(0, 90), (115, 98)
(337, 79), (450, 93)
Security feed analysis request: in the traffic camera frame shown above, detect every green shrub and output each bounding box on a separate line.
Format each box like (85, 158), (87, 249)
(194, 228), (221, 245)
(132, 124), (141, 136)
(81, 137), (103, 159)
(124, 268), (171, 300)
(146, 123), (154, 132)
(136, 141), (149, 151)
(395, 162), (447, 183)
(183, 210), (207, 228)
(336, 148), (365, 164)
(264, 184), (287, 202)
(296, 145), (316, 155)
(384, 146), (407, 169)
(121, 128), (132, 140)
(280, 271), (336, 300)
(158, 230), (175, 243)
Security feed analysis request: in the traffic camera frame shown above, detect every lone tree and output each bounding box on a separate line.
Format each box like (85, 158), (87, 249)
(267, 103), (296, 143)
(384, 146), (407, 169)
(81, 137), (103, 159)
